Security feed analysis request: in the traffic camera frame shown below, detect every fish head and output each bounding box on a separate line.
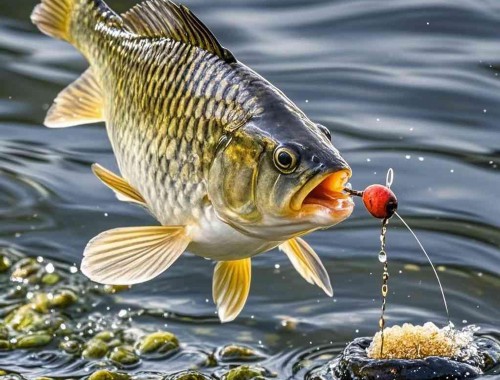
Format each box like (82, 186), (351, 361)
(208, 112), (353, 241)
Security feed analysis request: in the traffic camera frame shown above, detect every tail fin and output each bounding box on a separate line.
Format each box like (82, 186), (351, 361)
(31, 0), (75, 42)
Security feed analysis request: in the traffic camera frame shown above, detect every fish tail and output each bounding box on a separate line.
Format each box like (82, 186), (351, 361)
(31, 0), (116, 45)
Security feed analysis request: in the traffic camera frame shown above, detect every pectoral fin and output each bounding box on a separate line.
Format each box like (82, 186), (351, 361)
(92, 163), (147, 206)
(279, 238), (333, 296)
(81, 226), (190, 285)
(44, 68), (104, 128)
(212, 258), (251, 323)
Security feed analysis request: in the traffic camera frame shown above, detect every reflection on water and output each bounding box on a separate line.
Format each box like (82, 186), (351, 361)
(0, 0), (499, 378)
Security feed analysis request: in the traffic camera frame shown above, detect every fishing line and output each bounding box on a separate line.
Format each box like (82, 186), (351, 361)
(394, 211), (450, 323)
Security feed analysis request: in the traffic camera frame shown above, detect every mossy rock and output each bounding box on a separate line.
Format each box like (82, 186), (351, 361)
(168, 370), (212, 380)
(41, 273), (60, 286)
(0, 255), (11, 273)
(59, 339), (82, 355)
(31, 293), (50, 313)
(82, 339), (108, 359)
(108, 345), (140, 366)
(94, 331), (115, 342)
(218, 344), (262, 361)
(0, 325), (9, 340)
(136, 331), (179, 357)
(5, 305), (43, 332)
(0, 340), (12, 351)
(221, 366), (270, 380)
(15, 333), (52, 349)
(50, 289), (78, 308)
(103, 285), (131, 294)
(10, 258), (41, 282)
(88, 370), (131, 380)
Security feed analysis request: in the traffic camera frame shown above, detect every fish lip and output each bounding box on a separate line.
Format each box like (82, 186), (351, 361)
(290, 168), (353, 215)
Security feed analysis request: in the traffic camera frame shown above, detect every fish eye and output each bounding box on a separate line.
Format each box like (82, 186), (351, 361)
(273, 145), (299, 174)
(317, 124), (331, 141)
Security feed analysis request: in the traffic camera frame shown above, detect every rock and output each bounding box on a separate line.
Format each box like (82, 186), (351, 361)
(108, 345), (140, 366)
(41, 273), (60, 286)
(5, 305), (42, 331)
(0, 255), (11, 273)
(221, 365), (270, 380)
(59, 339), (82, 355)
(103, 285), (131, 294)
(50, 289), (78, 308)
(11, 258), (41, 282)
(88, 370), (131, 380)
(0, 340), (12, 351)
(94, 331), (115, 342)
(218, 344), (263, 361)
(168, 370), (212, 380)
(82, 339), (108, 359)
(15, 333), (52, 348)
(136, 331), (179, 357)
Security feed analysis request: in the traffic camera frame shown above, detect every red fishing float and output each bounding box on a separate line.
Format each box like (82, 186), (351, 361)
(362, 184), (398, 219)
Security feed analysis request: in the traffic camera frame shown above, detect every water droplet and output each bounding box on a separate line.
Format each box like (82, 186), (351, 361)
(378, 250), (387, 263)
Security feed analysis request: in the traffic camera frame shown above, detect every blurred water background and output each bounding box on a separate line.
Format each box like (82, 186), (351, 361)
(0, 0), (499, 378)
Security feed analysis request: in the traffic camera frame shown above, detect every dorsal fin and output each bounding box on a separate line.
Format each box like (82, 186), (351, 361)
(122, 0), (235, 63)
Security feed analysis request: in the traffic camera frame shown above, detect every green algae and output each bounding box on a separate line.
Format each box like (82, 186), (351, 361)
(15, 333), (52, 349)
(0, 249), (275, 379)
(109, 345), (140, 366)
(221, 365), (272, 380)
(88, 370), (131, 380)
(218, 344), (263, 362)
(82, 338), (109, 359)
(137, 331), (179, 357)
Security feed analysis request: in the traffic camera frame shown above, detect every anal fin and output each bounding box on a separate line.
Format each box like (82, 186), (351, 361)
(212, 258), (251, 323)
(45, 68), (104, 128)
(81, 226), (190, 285)
(279, 237), (333, 296)
(92, 163), (146, 206)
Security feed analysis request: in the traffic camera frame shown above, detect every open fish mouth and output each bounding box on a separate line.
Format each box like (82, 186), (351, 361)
(291, 169), (354, 220)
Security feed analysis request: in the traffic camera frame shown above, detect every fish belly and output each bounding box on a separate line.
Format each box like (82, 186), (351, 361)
(187, 205), (281, 261)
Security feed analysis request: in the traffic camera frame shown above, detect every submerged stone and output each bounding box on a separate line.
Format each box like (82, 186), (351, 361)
(11, 258), (41, 282)
(0, 340), (12, 351)
(5, 304), (42, 331)
(221, 365), (271, 380)
(82, 338), (108, 359)
(136, 331), (179, 357)
(59, 339), (82, 355)
(168, 370), (212, 380)
(218, 344), (263, 361)
(41, 273), (60, 286)
(15, 333), (52, 348)
(0, 255), (11, 273)
(94, 330), (115, 342)
(109, 345), (140, 366)
(50, 289), (78, 308)
(88, 370), (131, 380)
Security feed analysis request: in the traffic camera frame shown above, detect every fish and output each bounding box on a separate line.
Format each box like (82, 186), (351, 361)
(31, 0), (354, 322)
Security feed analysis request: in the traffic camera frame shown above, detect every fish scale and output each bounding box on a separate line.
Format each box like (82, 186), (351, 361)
(91, 34), (250, 224)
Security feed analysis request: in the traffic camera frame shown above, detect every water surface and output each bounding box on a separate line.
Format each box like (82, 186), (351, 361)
(0, 0), (499, 378)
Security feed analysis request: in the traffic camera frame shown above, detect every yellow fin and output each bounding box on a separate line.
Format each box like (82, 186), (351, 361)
(81, 226), (190, 285)
(212, 258), (251, 323)
(45, 68), (104, 128)
(31, 0), (75, 41)
(122, 0), (235, 62)
(92, 163), (146, 206)
(279, 237), (333, 296)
